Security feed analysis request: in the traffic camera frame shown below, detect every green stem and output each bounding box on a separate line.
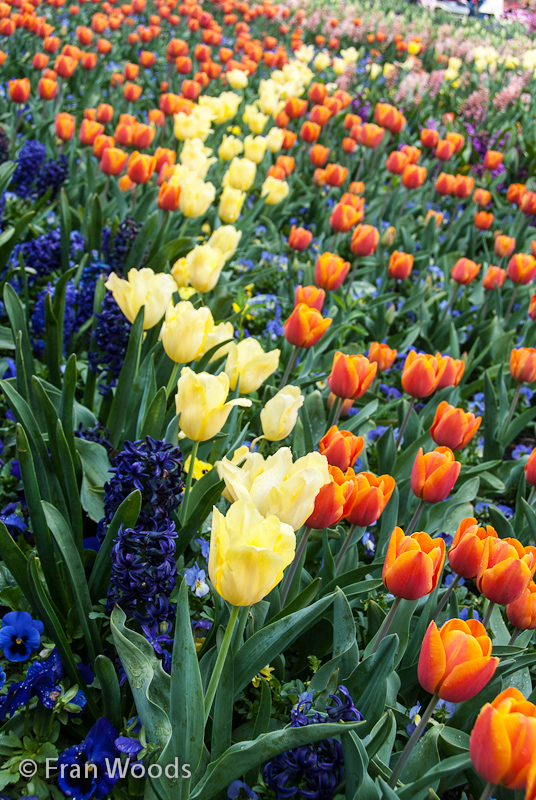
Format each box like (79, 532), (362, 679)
(335, 524), (357, 573)
(406, 499), (426, 537)
(344, 257), (359, 305)
(280, 526), (311, 607)
(508, 629), (519, 647)
(280, 345), (299, 388)
(440, 284), (459, 324)
(369, 596), (402, 655)
(388, 694), (439, 788)
(395, 397), (415, 449)
(481, 293), (489, 322)
(501, 383), (522, 439)
(529, 486), (536, 506)
(482, 600), (495, 629)
(232, 605), (250, 654)
(204, 605), (240, 722)
(478, 782), (496, 800)
(332, 396), (344, 427)
(432, 573), (460, 621)
(181, 440), (199, 523)
(165, 362), (180, 399)
(504, 285), (518, 322)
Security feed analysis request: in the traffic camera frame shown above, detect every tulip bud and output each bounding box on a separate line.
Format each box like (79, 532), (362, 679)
(510, 347), (536, 384)
(329, 203), (362, 232)
(431, 401), (481, 450)
(507, 253), (536, 285)
(350, 224), (379, 257)
(328, 352), (377, 400)
(176, 367), (251, 441)
(401, 351), (446, 398)
(484, 150), (503, 170)
(402, 164), (426, 189)
(420, 128), (439, 148)
(284, 304), (332, 348)
(448, 517), (499, 579)
(314, 253), (350, 291)
(435, 172), (455, 196)
(344, 470), (395, 527)
(260, 385), (304, 441)
(324, 163), (348, 187)
(482, 265), (506, 290)
(506, 183), (526, 206)
(160, 301), (214, 363)
(452, 174), (475, 199)
(294, 285), (325, 311)
(306, 465), (354, 529)
(435, 139), (455, 161)
(224, 339), (280, 394)
(494, 234), (516, 258)
(475, 211), (494, 230)
(382, 526), (445, 600)
(381, 226), (396, 247)
(436, 354), (465, 388)
(318, 425), (364, 472)
(368, 342), (396, 372)
(525, 447), (536, 486)
(388, 250), (413, 280)
(473, 188), (492, 207)
(506, 581), (536, 630)
(477, 537), (536, 605)
(411, 446), (461, 503)
(385, 151), (408, 175)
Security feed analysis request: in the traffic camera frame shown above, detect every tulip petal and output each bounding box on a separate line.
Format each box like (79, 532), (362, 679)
(384, 549), (434, 600)
(418, 622), (446, 694)
(439, 656), (499, 703)
(469, 704), (511, 785)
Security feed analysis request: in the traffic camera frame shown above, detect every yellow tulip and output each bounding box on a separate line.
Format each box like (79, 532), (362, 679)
(197, 321), (235, 362)
(180, 137), (216, 179)
(105, 268), (176, 330)
(160, 301), (214, 363)
(218, 135), (244, 161)
(227, 68), (248, 89)
(224, 338), (280, 394)
(243, 134), (268, 164)
(332, 57), (346, 75)
(179, 177), (216, 218)
(174, 105), (214, 142)
(171, 257), (190, 288)
(199, 92), (242, 125)
(226, 157), (256, 191)
(209, 500), (296, 606)
(314, 52), (330, 71)
(260, 385), (304, 441)
(208, 226), (242, 262)
(219, 186), (246, 223)
(216, 447), (330, 531)
(175, 367), (251, 441)
(265, 126), (285, 153)
(261, 176), (289, 205)
(186, 244), (225, 293)
(243, 104), (268, 134)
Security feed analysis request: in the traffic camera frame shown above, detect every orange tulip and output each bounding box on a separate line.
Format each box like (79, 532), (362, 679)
(157, 181), (181, 211)
(313, 169), (326, 187)
(288, 226), (313, 251)
(477, 537), (536, 605)
(328, 352), (377, 400)
(484, 150), (503, 170)
(284, 97), (307, 119)
(81, 52), (97, 70)
(127, 151), (155, 184)
(446, 131), (464, 153)
(418, 619), (498, 702)
(473, 188), (492, 207)
(314, 253), (350, 291)
(100, 147), (128, 176)
(357, 123), (384, 148)
(507, 183), (526, 206)
(529, 294), (536, 321)
(388, 250), (413, 281)
(344, 470), (395, 527)
(448, 517), (499, 579)
(9, 78), (30, 103)
(300, 121), (321, 143)
(283, 304), (332, 348)
(421, 128), (439, 149)
(401, 351), (446, 398)
(96, 103), (114, 124)
(470, 688), (536, 790)
(436, 354), (464, 389)
(385, 151), (408, 175)
(521, 191), (536, 216)
(309, 144), (329, 167)
(435, 139), (455, 161)
(55, 112), (75, 141)
(368, 342), (396, 372)
(510, 347), (536, 383)
(306, 465), (353, 529)
(452, 174), (475, 199)
(382, 526), (445, 600)
(495, 234), (516, 259)
(340, 193), (365, 212)
(318, 426), (364, 472)
(79, 119), (104, 146)
(132, 123), (155, 149)
(435, 172), (455, 196)
(124, 82), (143, 102)
(506, 581), (536, 631)
(309, 82), (328, 103)
(329, 203), (362, 232)
(294, 285), (325, 312)
(411, 446), (461, 503)
(430, 401), (481, 451)
(475, 211), (493, 230)
(349, 181), (365, 196)
(374, 102), (405, 133)
(54, 55), (77, 79)
(309, 106), (331, 127)
(350, 224), (379, 257)
(324, 163), (348, 187)
(525, 447), (536, 486)
(482, 265), (506, 290)
(507, 253), (536, 285)
(451, 257), (481, 285)
(401, 145), (421, 164)
(32, 52), (50, 70)
(38, 78), (57, 100)
(402, 164), (426, 189)
(93, 134), (114, 159)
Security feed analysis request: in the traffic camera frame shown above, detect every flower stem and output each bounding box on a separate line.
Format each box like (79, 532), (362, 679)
(232, 605), (250, 654)
(406, 499), (426, 537)
(432, 573), (460, 621)
(344, 258), (359, 305)
(440, 284), (459, 324)
(181, 439), (199, 523)
(508, 629), (519, 646)
(369, 596), (402, 655)
(501, 383), (522, 439)
(335, 524), (357, 573)
(280, 527), (311, 607)
(478, 782), (497, 800)
(332, 396), (344, 426)
(204, 605), (240, 722)
(388, 694), (439, 788)
(280, 345), (299, 388)
(529, 486), (536, 506)
(504, 285), (518, 322)
(482, 600), (495, 629)
(395, 397), (415, 449)
(165, 362), (180, 399)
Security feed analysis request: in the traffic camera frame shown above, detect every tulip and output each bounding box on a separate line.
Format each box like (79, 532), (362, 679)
(507, 183), (526, 205)
(435, 172), (455, 195)
(243, 135), (267, 165)
(288, 226), (313, 251)
(260, 385), (304, 442)
(209, 500), (295, 606)
(324, 163), (348, 187)
(157, 182), (181, 212)
(285, 97), (308, 118)
(507, 253), (536, 285)
(506, 581), (536, 631)
(329, 203), (362, 232)
(418, 619), (498, 702)
(452, 175), (475, 199)
(385, 151), (408, 175)
(484, 150), (503, 170)
(388, 250), (413, 280)
(435, 139), (455, 161)
(300, 121), (321, 143)
(401, 351), (446, 398)
(344, 470), (395, 528)
(79, 119), (104, 146)
(475, 211), (494, 231)
(382, 526), (445, 600)
(93, 135), (114, 160)
(357, 123), (384, 148)
(127, 151), (155, 184)
(207, 227), (241, 263)
(473, 188), (492, 207)
(185, 245), (224, 293)
(477, 537), (536, 606)
(510, 347), (536, 384)
(176, 367), (251, 443)
(314, 253), (350, 291)
(284, 304), (332, 348)
(132, 123), (155, 150)
(54, 55), (77, 79)
(294, 285), (325, 311)
(328, 352), (377, 400)
(219, 187), (246, 223)
(38, 78), (57, 101)
(224, 339), (280, 394)
(448, 517), (499, 579)
(425, 210), (443, 228)
(105, 269), (175, 330)
(309, 144), (329, 167)
(446, 131), (464, 153)
(529, 294), (536, 321)
(526, 447), (536, 487)
(436, 354), (465, 388)
(318, 426), (364, 472)
(350, 224), (379, 257)
(261, 176), (289, 205)
(401, 145), (421, 164)
(411, 446), (461, 503)
(306, 465), (354, 529)
(349, 181), (365, 196)
(100, 147), (128, 176)
(421, 128), (439, 149)
(431, 401), (481, 451)
(227, 157), (256, 191)
(469, 688), (536, 790)
(374, 102), (405, 133)
(483, 265), (506, 290)
(368, 342), (396, 372)
(216, 447), (330, 531)
(521, 192), (536, 216)
(402, 164), (426, 189)
(179, 178), (216, 218)
(495, 234), (516, 258)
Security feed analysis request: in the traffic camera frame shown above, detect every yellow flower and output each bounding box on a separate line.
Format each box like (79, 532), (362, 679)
(313, 52), (330, 71)
(207, 225), (242, 262)
(186, 244), (225, 293)
(199, 92), (242, 125)
(226, 157), (257, 191)
(209, 500), (295, 606)
(183, 454), (213, 480)
(105, 269), (175, 330)
(224, 338), (280, 394)
(179, 287), (197, 300)
(160, 300), (214, 363)
(252, 665), (275, 687)
(216, 447), (330, 531)
(219, 186), (246, 223)
(197, 321), (235, 362)
(332, 57), (346, 75)
(260, 385), (304, 441)
(171, 257), (190, 288)
(243, 134), (268, 164)
(175, 367), (251, 441)
(261, 176), (289, 205)
(174, 105), (214, 141)
(383, 62), (396, 78)
(180, 137), (216, 179)
(295, 44), (314, 63)
(408, 41), (421, 55)
(265, 126), (285, 153)
(227, 68), (248, 89)
(218, 134), (244, 161)
(243, 104), (268, 134)
(179, 176), (216, 218)
(367, 63), (382, 80)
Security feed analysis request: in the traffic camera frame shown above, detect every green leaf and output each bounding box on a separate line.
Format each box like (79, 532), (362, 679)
(309, 590), (358, 693)
(75, 437), (111, 523)
(0, 520), (35, 612)
(3, 283), (35, 402)
(94, 655), (122, 730)
(107, 307), (145, 448)
(345, 635), (399, 732)
(342, 730), (381, 800)
(139, 386), (167, 440)
(396, 754), (472, 800)
(269, 578), (321, 623)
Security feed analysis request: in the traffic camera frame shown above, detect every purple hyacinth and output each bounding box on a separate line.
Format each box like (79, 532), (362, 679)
(12, 140), (46, 199)
(89, 291), (132, 392)
(35, 154), (69, 199)
(30, 279), (77, 356)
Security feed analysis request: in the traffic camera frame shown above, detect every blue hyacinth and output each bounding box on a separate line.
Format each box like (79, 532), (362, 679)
(12, 139), (46, 199)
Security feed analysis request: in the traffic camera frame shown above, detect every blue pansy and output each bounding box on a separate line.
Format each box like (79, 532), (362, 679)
(227, 780), (258, 800)
(57, 717), (120, 800)
(0, 611), (44, 662)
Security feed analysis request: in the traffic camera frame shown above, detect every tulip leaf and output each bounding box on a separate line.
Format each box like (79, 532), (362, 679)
(308, 590), (357, 694)
(395, 754), (472, 800)
(124, 211), (159, 272)
(233, 591), (338, 694)
(189, 719), (365, 800)
(269, 578), (321, 623)
(399, 725), (441, 786)
(345, 634), (399, 732)
(75, 437), (111, 523)
(94, 655), (122, 731)
(342, 729), (381, 800)
(0, 519), (35, 613)
(107, 307), (145, 447)
(439, 727), (470, 757)
(365, 710), (397, 763)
